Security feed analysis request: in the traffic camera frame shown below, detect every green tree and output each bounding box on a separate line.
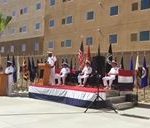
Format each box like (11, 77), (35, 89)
(0, 13), (12, 32)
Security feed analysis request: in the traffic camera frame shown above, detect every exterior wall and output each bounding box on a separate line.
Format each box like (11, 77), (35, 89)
(0, 37), (43, 56)
(0, 0), (150, 67)
(0, 0), (45, 56)
(44, 0), (150, 66)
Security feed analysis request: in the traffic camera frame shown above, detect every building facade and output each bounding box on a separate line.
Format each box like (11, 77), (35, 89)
(0, 0), (150, 68)
(0, 0), (45, 56)
(44, 0), (150, 68)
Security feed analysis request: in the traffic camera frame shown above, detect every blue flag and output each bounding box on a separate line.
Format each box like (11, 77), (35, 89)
(130, 56), (134, 71)
(141, 57), (148, 88)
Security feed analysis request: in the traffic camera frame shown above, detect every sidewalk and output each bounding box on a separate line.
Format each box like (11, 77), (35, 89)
(0, 96), (149, 128)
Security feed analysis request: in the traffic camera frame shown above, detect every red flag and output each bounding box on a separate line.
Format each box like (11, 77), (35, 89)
(78, 41), (84, 66)
(86, 45), (91, 62)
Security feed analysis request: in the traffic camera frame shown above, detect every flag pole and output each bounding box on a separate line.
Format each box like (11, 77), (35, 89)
(143, 87), (146, 101)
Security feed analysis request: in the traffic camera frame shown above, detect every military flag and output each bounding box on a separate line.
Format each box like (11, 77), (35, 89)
(141, 56), (148, 88)
(106, 44), (113, 73)
(120, 56), (124, 69)
(86, 45), (91, 62)
(12, 55), (17, 83)
(22, 58), (29, 81)
(130, 56), (134, 71)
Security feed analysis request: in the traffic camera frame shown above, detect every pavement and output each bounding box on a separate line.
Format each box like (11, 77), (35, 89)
(0, 96), (150, 128)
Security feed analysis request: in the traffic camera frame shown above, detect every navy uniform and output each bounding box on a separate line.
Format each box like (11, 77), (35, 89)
(78, 60), (92, 86)
(5, 61), (14, 96)
(47, 51), (57, 85)
(55, 62), (70, 85)
(102, 60), (119, 89)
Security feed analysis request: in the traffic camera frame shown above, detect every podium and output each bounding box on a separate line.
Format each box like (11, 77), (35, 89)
(37, 63), (51, 85)
(0, 73), (8, 96)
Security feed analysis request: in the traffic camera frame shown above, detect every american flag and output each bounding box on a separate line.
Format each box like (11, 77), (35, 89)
(78, 41), (84, 66)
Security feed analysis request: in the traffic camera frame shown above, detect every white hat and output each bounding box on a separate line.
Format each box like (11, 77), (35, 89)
(111, 60), (117, 64)
(85, 60), (91, 64)
(7, 60), (12, 64)
(62, 62), (68, 66)
(47, 51), (53, 54)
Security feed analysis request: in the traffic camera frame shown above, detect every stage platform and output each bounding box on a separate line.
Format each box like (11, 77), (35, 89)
(29, 84), (106, 108)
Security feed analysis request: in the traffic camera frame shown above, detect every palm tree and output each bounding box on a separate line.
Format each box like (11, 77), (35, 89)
(0, 13), (12, 32)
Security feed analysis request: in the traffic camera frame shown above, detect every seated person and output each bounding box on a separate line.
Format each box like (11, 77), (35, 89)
(77, 60), (92, 86)
(102, 60), (119, 90)
(55, 62), (70, 85)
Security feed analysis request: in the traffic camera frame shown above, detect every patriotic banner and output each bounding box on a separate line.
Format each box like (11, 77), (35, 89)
(118, 70), (134, 84)
(29, 85), (106, 107)
(117, 69), (134, 91)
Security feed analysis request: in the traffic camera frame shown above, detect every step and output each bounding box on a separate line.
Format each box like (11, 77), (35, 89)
(106, 90), (120, 97)
(113, 102), (135, 110)
(107, 96), (126, 104)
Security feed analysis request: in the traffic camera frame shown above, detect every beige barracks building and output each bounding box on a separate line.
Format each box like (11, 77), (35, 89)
(0, 0), (150, 67)
(0, 0), (45, 56)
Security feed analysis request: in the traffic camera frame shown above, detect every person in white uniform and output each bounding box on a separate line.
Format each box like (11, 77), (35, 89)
(78, 60), (92, 86)
(102, 60), (119, 89)
(55, 62), (70, 85)
(5, 61), (14, 96)
(47, 51), (57, 85)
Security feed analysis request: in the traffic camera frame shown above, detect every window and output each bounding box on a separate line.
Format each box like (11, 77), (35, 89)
(21, 44), (26, 52)
(66, 16), (72, 24)
(12, 11), (16, 17)
(49, 19), (55, 27)
(34, 41), (39, 51)
(62, 0), (72, 3)
(48, 41), (55, 48)
(61, 41), (65, 47)
(131, 33), (138, 41)
(62, 18), (65, 25)
(140, 31), (150, 41)
(20, 7), (28, 15)
(132, 2), (138, 11)
(86, 36), (93, 45)
(19, 26), (27, 33)
(110, 6), (118, 16)
(86, 11), (95, 20)
(61, 40), (72, 47)
(65, 40), (72, 47)
(23, 7), (28, 13)
(2, 0), (8, 4)
(0, 46), (5, 53)
(109, 34), (117, 43)
(35, 23), (41, 30)
(36, 3), (41, 10)
(141, 0), (150, 10)
(9, 28), (16, 35)
(10, 45), (14, 53)
(50, 0), (55, 6)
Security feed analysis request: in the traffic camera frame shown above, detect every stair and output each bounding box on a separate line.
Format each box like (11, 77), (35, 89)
(107, 96), (125, 104)
(113, 102), (135, 110)
(106, 90), (136, 110)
